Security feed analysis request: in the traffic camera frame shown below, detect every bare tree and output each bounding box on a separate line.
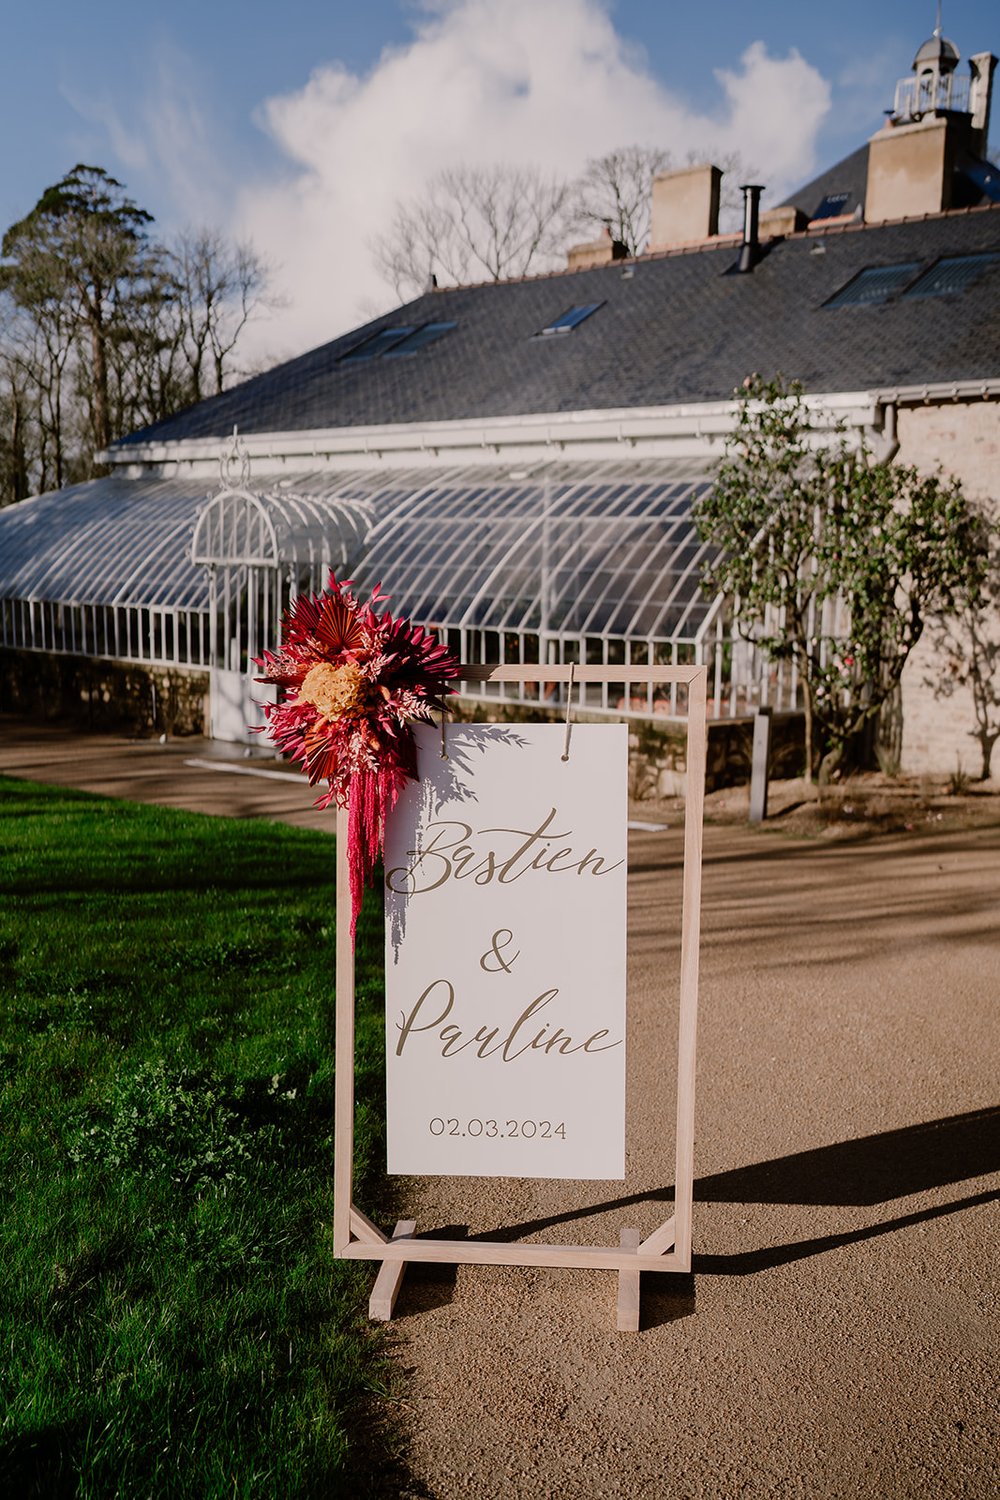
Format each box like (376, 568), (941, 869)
(0, 293), (73, 496)
(373, 164), (573, 299)
(568, 145), (672, 256)
(107, 251), (188, 435)
(171, 229), (273, 400)
(374, 148), (763, 299)
(0, 166), (275, 498)
(0, 339), (32, 505)
(569, 146), (759, 255)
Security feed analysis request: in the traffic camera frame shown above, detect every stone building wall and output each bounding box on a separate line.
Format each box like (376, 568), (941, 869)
(895, 399), (999, 779)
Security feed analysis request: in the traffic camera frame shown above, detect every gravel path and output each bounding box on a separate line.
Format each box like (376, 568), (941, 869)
(3, 721), (997, 1498)
(385, 818), (999, 1499)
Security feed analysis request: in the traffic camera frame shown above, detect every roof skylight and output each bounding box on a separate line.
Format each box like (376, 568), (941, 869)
(901, 252), (1000, 299)
(384, 321), (456, 355)
(340, 321), (457, 361)
(537, 303), (604, 336)
(341, 326), (415, 360)
(811, 191), (851, 221)
(824, 262), (921, 308)
(963, 160), (1000, 204)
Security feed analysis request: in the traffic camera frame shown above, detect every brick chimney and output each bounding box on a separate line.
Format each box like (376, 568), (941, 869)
(565, 226), (628, 272)
(969, 52), (997, 156)
(648, 164), (721, 250)
(866, 116), (961, 221)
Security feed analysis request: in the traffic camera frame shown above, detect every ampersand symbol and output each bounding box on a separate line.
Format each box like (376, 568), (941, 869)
(479, 928), (520, 974)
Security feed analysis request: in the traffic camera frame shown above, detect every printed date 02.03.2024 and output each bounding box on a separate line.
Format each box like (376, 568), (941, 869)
(428, 1118), (566, 1140)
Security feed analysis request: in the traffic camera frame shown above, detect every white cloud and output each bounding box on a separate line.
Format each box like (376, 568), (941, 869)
(714, 41), (831, 188)
(62, 40), (234, 229)
(70, 0), (831, 361)
(235, 0), (831, 356)
(60, 85), (151, 177)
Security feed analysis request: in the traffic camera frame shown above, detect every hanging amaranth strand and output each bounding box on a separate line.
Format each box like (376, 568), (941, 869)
(255, 575), (460, 941)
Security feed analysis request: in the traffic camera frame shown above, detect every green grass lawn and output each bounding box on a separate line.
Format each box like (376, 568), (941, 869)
(0, 776), (399, 1498)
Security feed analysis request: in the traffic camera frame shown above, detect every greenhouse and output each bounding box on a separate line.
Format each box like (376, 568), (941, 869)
(0, 449), (790, 738)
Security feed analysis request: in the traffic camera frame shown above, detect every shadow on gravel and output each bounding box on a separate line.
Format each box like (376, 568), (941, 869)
(375, 1111), (1000, 1333)
(473, 1107), (1000, 1245)
(459, 1108), (999, 1290)
(398, 1226), (467, 1316)
(698, 828), (1000, 868)
(694, 1105), (1000, 1206)
(694, 1187), (999, 1277)
(640, 1272), (697, 1330)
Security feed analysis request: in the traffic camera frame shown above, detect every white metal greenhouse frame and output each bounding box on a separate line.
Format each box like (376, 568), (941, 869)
(0, 447), (806, 732)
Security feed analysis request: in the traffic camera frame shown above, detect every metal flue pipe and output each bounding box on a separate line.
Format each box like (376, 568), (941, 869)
(737, 185), (764, 273)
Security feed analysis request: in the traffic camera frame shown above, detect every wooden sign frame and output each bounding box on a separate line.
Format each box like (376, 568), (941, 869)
(333, 663), (707, 1331)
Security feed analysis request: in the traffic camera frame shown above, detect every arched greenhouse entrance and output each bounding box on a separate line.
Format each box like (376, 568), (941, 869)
(191, 437), (371, 741)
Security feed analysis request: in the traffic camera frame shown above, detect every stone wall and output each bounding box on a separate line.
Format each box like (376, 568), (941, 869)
(895, 399), (999, 779)
(451, 695), (804, 797)
(0, 649), (209, 736)
(0, 651), (807, 792)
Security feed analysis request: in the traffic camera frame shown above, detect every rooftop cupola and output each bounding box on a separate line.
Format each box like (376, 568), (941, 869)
(892, 15), (964, 122)
(866, 9), (997, 223)
(914, 29), (960, 71)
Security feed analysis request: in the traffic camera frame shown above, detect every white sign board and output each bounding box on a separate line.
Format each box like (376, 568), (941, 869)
(384, 723), (627, 1180)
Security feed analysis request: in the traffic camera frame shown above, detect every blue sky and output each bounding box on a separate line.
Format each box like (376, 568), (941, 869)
(3, 0), (996, 355)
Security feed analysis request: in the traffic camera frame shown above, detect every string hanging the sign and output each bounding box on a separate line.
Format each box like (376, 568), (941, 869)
(562, 660), (577, 763)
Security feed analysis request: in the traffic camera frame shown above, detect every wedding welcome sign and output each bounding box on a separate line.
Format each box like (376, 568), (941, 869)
(330, 661), (707, 1331)
(258, 574), (705, 1326)
(384, 723), (627, 1180)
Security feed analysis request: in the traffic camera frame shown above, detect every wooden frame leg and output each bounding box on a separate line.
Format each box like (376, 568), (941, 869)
(368, 1220), (416, 1321)
(616, 1226), (641, 1332)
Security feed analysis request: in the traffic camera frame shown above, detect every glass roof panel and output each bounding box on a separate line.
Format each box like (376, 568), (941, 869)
(353, 458), (719, 644)
(0, 475), (376, 611)
(0, 457), (721, 647)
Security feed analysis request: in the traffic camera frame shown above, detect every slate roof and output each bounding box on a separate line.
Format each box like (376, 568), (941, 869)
(118, 205), (1000, 448)
(781, 145), (1000, 221)
(778, 145), (870, 222)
